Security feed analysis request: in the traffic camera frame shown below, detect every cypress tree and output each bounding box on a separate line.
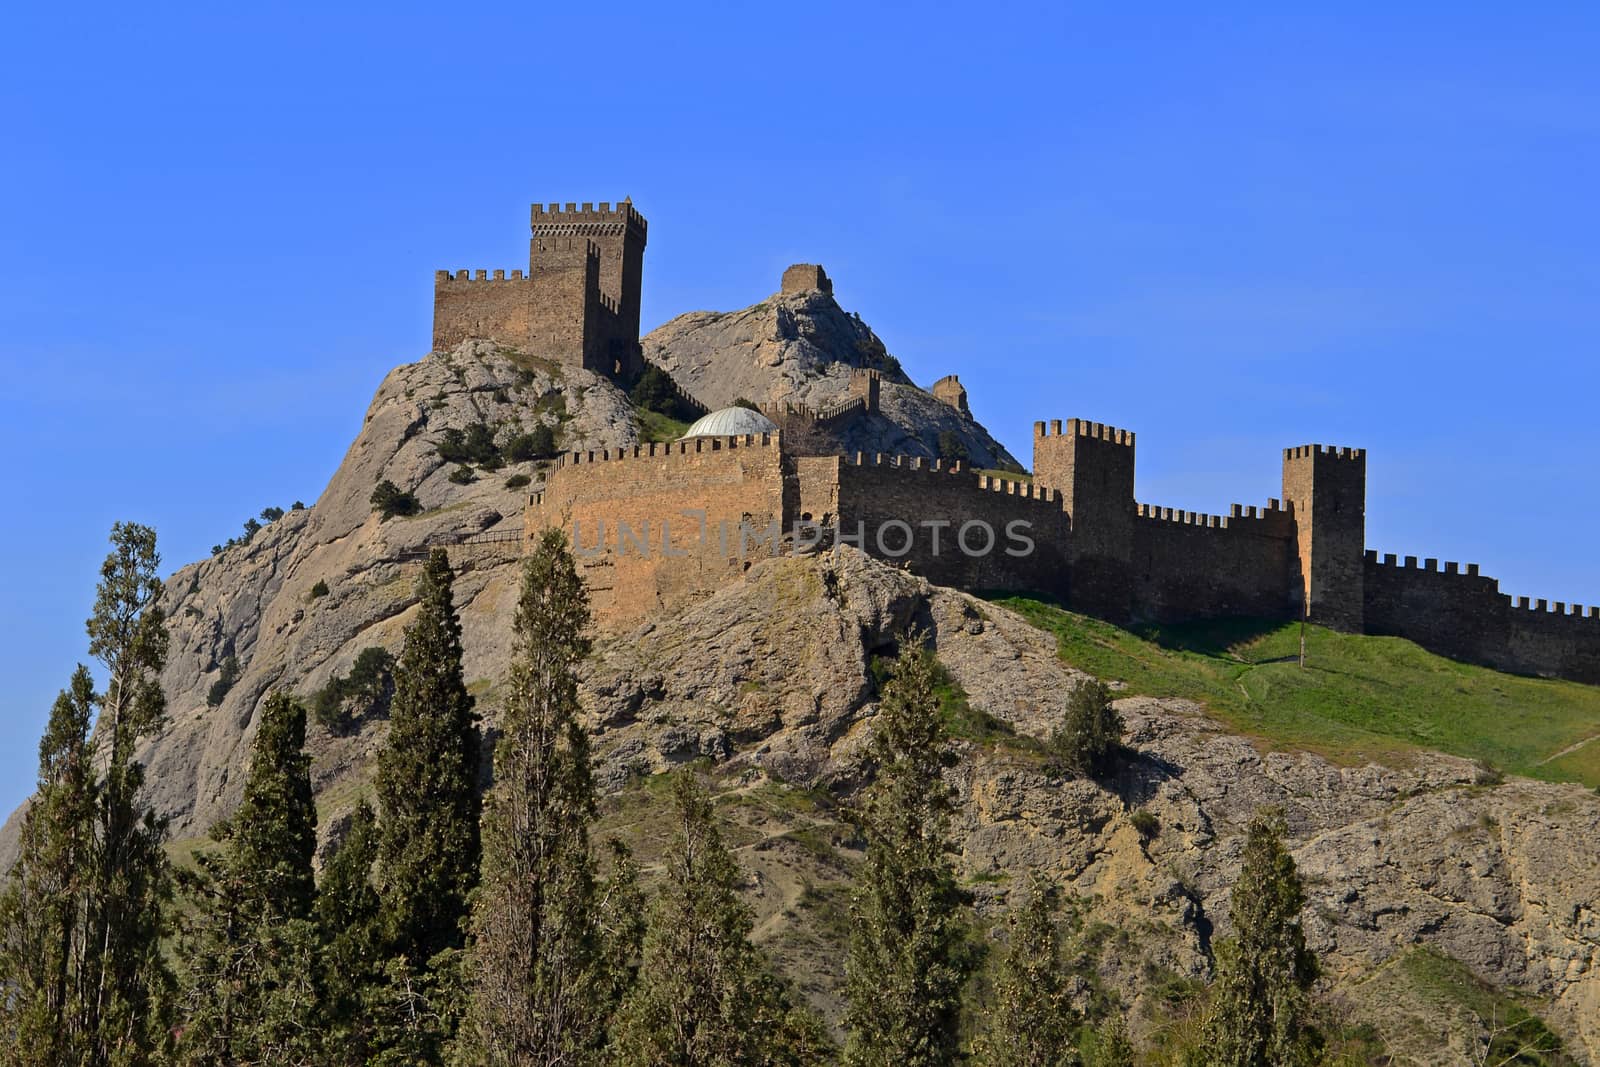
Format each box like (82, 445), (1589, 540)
(974, 874), (1079, 1067)
(1050, 678), (1123, 776)
(0, 524), (175, 1063)
(1200, 809), (1321, 1067)
(844, 641), (968, 1067)
(84, 521), (175, 1064)
(373, 548), (481, 1059)
(315, 801), (382, 1064)
(175, 692), (320, 1065)
(1096, 1011), (1135, 1067)
(0, 667), (99, 1065)
(612, 772), (831, 1066)
(462, 529), (619, 1064)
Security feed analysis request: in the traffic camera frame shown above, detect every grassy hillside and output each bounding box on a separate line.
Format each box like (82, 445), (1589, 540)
(993, 597), (1600, 788)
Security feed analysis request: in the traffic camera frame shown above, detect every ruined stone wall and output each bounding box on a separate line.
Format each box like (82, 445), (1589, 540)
(1364, 554), (1600, 684)
(931, 375), (969, 414)
(526, 435), (787, 627)
(833, 457), (1072, 598)
(781, 263), (831, 295)
(1130, 502), (1297, 623)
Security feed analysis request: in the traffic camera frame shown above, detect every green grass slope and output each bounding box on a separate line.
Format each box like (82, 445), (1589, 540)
(993, 597), (1600, 788)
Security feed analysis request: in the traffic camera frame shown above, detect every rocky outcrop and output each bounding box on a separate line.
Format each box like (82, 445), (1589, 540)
(644, 286), (1018, 470)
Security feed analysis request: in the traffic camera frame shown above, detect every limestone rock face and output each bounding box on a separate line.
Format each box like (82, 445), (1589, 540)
(2, 341), (639, 854)
(644, 287), (1019, 470)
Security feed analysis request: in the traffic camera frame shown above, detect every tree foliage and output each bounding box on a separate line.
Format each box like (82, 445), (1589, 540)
(461, 529), (620, 1064)
(844, 639), (969, 1066)
(611, 772), (831, 1066)
(373, 549), (481, 1056)
(974, 875), (1079, 1066)
(0, 523), (174, 1065)
(1199, 809), (1321, 1067)
(174, 692), (320, 1065)
(1050, 678), (1123, 776)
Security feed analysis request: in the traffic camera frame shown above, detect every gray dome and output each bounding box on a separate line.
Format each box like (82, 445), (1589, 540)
(682, 406), (780, 439)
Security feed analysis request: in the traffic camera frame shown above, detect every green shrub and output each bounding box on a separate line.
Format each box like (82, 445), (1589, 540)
(1131, 809), (1160, 839)
(206, 654), (241, 708)
(937, 430), (969, 464)
(260, 506), (285, 522)
(370, 480), (421, 520)
(1050, 678), (1123, 776)
(448, 465), (476, 485)
(733, 397), (760, 410)
(310, 579), (329, 599)
(504, 423), (557, 462)
(311, 646), (395, 735)
(630, 364), (697, 420)
(504, 473), (532, 490)
(292, 500), (306, 510)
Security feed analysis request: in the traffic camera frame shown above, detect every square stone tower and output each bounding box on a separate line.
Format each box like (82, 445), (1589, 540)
(1034, 419), (1136, 620)
(1282, 445), (1367, 630)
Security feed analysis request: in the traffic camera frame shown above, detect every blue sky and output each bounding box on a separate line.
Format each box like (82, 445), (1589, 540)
(2, 3), (1597, 814)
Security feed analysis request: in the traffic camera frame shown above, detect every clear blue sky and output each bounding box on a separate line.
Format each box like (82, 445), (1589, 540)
(2, 3), (1597, 814)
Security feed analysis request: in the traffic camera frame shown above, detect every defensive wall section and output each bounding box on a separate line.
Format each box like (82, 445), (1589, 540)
(1364, 554), (1600, 684)
(523, 419), (1600, 684)
(527, 435), (788, 625)
(433, 201), (647, 379)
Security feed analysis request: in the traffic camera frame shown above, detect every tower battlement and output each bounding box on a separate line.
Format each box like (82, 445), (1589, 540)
(433, 198), (647, 380)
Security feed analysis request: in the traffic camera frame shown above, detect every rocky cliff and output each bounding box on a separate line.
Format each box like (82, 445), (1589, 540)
(644, 284), (1019, 470)
(4, 330), (1597, 1063)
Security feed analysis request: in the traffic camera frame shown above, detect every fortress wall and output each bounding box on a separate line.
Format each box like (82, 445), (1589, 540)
(1130, 502), (1297, 622)
(1365, 554), (1600, 683)
(833, 456), (1072, 597)
(433, 245), (596, 366)
(526, 435), (787, 627)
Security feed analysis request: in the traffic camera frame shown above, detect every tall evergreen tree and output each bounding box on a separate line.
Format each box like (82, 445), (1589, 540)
(372, 548), (481, 1060)
(85, 522), (175, 1065)
(974, 874), (1080, 1067)
(1, 524), (174, 1065)
(462, 529), (617, 1065)
(612, 772), (831, 1066)
(1200, 809), (1321, 1067)
(844, 641), (969, 1067)
(1096, 1011), (1136, 1067)
(175, 692), (320, 1066)
(315, 801), (382, 1064)
(0, 667), (99, 1065)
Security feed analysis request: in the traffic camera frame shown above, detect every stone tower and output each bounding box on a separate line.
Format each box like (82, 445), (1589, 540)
(433, 200), (647, 379)
(1281, 445), (1367, 630)
(1034, 419), (1137, 620)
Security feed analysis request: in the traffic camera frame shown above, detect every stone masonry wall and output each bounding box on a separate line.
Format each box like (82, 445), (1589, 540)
(831, 458), (1072, 598)
(527, 435), (788, 626)
(1365, 554), (1600, 684)
(1130, 502), (1297, 623)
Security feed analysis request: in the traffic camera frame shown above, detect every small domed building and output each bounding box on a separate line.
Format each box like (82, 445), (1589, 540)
(680, 406), (780, 440)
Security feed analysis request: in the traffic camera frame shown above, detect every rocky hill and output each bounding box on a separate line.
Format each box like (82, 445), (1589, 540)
(644, 281), (1019, 470)
(4, 326), (1598, 1062)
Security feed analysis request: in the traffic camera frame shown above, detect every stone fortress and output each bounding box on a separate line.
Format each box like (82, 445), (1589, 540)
(435, 201), (1600, 685)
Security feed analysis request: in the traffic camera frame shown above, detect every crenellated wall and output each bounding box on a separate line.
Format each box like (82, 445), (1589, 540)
(520, 422), (1600, 683)
(831, 454), (1072, 597)
(1130, 499), (1297, 622)
(1364, 553), (1600, 683)
(433, 199), (647, 379)
(527, 434), (788, 625)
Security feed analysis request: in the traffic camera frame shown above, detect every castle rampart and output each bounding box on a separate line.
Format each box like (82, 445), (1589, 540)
(477, 202), (1598, 684)
(433, 199), (647, 379)
(521, 412), (1600, 684)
